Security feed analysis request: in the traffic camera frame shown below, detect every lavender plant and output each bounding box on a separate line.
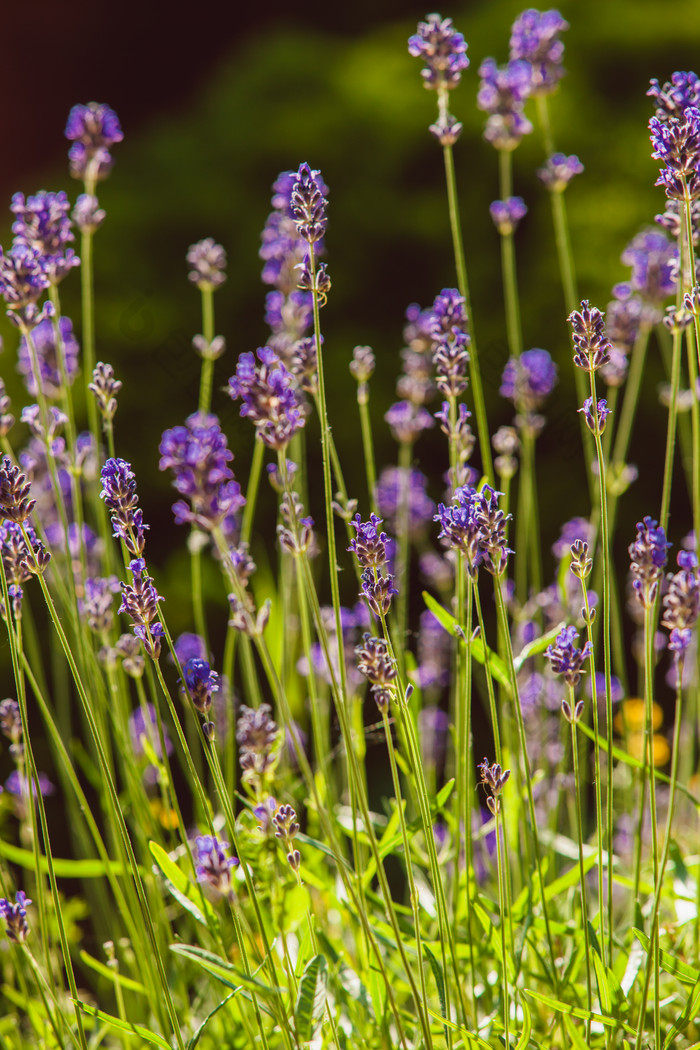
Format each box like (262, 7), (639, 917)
(1, 16), (700, 1050)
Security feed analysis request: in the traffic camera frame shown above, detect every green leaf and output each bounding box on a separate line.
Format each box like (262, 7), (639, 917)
(79, 950), (147, 995)
(514, 997), (532, 1050)
(513, 622), (565, 672)
(76, 1001), (172, 1049)
(522, 989), (635, 1034)
(149, 840), (213, 929)
(663, 975), (700, 1048)
(0, 838), (126, 878)
(423, 943), (447, 1034)
(434, 778), (455, 811)
(367, 966), (387, 1025)
(170, 943), (285, 1003)
(633, 928), (700, 985)
(187, 992), (236, 1050)
(294, 954), (328, 1043)
(563, 1014), (591, 1050)
(590, 950), (628, 1018)
(422, 592), (511, 692)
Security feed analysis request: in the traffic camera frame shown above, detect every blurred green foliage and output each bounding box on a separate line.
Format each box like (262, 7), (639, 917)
(1, 0), (699, 628)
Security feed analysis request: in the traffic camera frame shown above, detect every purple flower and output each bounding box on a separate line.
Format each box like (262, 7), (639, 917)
(0, 520), (50, 614)
(128, 703), (173, 761)
(174, 633), (208, 665)
(650, 105), (700, 200)
(291, 164), (328, 245)
(477, 757), (510, 815)
(228, 347), (306, 450)
(619, 229), (678, 308)
(64, 102), (123, 183)
(435, 484), (512, 576)
(72, 194), (105, 234)
(567, 300), (612, 373)
(356, 632), (397, 708)
(159, 412), (245, 532)
(5, 770), (55, 799)
(408, 14), (469, 91)
(0, 891), (31, 943)
(509, 8), (569, 95)
(194, 835), (238, 899)
(10, 191), (79, 285)
(82, 575), (120, 633)
(606, 290), (643, 353)
(490, 196), (527, 235)
(0, 243), (53, 328)
(384, 401), (435, 443)
(100, 458), (148, 556)
(360, 568), (398, 618)
(187, 238), (227, 291)
(273, 804), (302, 872)
(545, 625), (593, 687)
(0, 699), (22, 754)
(348, 513), (391, 568)
(260, 170), (326, 300)
(0, 456), (36, 524)
(648, 72), (700, 120)
(89, 362), (122, 421)
(426, 288), (471, 397)
(499, 348), (557, 411)
(629, 516), (671, 609)
(17, 317), (80, 398)
(578, 396), (611, 434)
(237, 703), (279, 787)
(375, 467), (436, 538)
(182, 658), (219, 715)
(552, 518), (592, 560)
(662, 551), (699, 657)
(477, 59), (533, 150)
(119, 559), (164, 658)
(537, 153), (583, 192)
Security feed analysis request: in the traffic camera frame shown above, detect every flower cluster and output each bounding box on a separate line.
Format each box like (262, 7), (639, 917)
(182, 658), (219, 716)
(10, 191), (79, 285)
(546, 624), (592, 696)
(509, 8), (569, 95)
(661, 550), (700, 658)
(237, 703), (279, 795)
(0, 698), (22, 757)
(477, 757), (510, 815)
(349, 514), (398, 617)
(500, 348), (558, 415)
(489, 196), (528, 235)
(537, 153), (583, 192)
(118, 559), (164, 659)
(0, 891), (31, 943)
(408, 13), (469, 92)
(186, 238), (227, 291)
(17, 317), (80, 398)
(426, 288), (470, 399)
(159, 412), (245, 533)
(88, 362), (122, 423)
(578, 396), (611, 435)
(628, 516), (671, 609)
(567, 300), (612, 372)
(650, 102), (700, 200)
(355, 632), (397, 710)
(194, 835), (238, 900)
(0, 520), (50, 616)
(435, 484), (513, 577)
(64, 102), (123, 184)
(477, 58), (533, 151)
(0, 242), (53, 329)
(100, 457), (148, 556)
(228, 347), (306, 449)
(272, 804), (302, 873)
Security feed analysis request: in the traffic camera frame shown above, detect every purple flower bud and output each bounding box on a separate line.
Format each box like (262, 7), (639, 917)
(65, 102), (123, 183)
(499, 348), (557, 411)
(0, 457), (36, 524)
(489, 196), (527, 234)
(228, 347), (306, 450)
(408, 14), (469, 91)
(291, 164), (328, 245)
(567, 300), (612, 372)
(100, 458), (149, 556)
(662, 551), (699, 657)
(385, 401), (435, 443)
(72, 193), (106, 234)
(578, 396), (611, 434)
(0, 243), (53, 328)
(348, 513), (390, 568)
(237, 703), (279, 786)
(537, 153), (583, 191)
(182, 658), (219, 715)
(17, 317), (80, 398)
(0, 891), (32, 943)
(477, 757), (510, 815)
(187, 238), (227, 291)
(10, 191), (79, 285)
(650, 105), (700, 200)
(648, 72), (700, 121)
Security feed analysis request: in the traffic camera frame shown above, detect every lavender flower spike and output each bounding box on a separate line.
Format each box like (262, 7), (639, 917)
(537, 153), (583, 192)
(408, 14), (469, 91)
(187, 238), (227, 291)
(348, 513), (390, 568)
(100, 457), (148, 556)
(65, 102), (123, 183)
(0, 457), (36, 524)
(567, 300), (612, 372)
(628, 517), (671, 609)
(194, 835), (238, 900)
(291, 164), (328, 245)
(490, 196), (528, 235)
(662, 550), (700, 658)
(509, 8), (569, 95)
(477, 757), (510, 815)
(545, 625), (593, 687)
(228, 347), (306, 450)
(578, 396), (611, 435)
(0, 891), (32, 943)
(118, 559), (164, 659)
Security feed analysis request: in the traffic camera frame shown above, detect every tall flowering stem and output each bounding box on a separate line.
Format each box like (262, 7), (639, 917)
(477, 758), (511, 1047)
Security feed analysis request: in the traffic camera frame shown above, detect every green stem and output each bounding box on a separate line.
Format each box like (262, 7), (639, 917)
(569, 701), (593, 1042)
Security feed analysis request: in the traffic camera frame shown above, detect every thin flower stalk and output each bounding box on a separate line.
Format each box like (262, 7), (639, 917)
(565, 683), (593, 1041)
(497, 149), (523, 359)
(659, 324), (683, 531)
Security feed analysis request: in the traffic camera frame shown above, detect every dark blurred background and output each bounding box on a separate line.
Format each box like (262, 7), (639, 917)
(1, 0), (699, 628)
